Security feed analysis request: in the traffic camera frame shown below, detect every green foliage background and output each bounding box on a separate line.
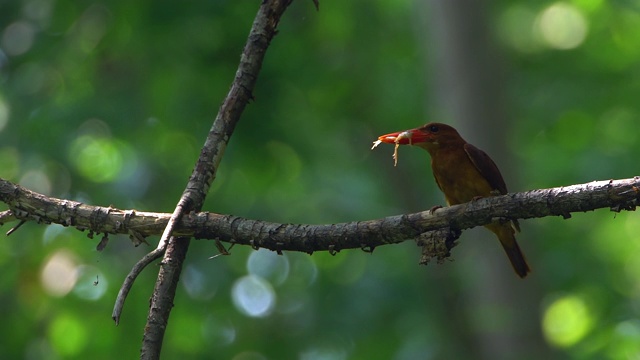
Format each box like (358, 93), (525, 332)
(1, 0), (639, 359)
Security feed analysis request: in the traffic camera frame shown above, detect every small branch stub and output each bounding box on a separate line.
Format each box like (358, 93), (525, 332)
(6, 219), (26, 236)
(96, 234), (109, 252)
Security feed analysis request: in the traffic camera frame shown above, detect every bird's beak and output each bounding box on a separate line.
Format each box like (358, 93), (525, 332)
(377, 128), (429, 145)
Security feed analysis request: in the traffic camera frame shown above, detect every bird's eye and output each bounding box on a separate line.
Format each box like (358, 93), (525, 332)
(429, 125), (439, 133)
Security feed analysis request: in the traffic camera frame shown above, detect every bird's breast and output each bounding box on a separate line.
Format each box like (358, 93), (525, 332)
(430, 149), (495, 205)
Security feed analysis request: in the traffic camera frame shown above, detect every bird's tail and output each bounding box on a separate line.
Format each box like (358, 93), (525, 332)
(486, 223), (531, 278)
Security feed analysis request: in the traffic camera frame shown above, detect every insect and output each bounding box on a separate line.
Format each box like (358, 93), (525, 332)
(371, 130), (413, 166)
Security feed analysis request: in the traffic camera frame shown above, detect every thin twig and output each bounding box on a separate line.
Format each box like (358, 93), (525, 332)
(111, 197), (189, 325)
(155, 198), (190, 251)
(6, 219), (25, 236)
(112, 246), (165, 325)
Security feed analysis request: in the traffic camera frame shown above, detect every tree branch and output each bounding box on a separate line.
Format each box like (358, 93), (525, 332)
(135, 1), (295, 358)
(2, 176), (638, 253)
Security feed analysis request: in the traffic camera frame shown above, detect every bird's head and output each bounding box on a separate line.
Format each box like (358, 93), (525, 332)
(377, 123), (465, 152)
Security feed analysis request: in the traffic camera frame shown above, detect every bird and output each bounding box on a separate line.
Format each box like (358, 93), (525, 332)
(376, 122), (530, 278)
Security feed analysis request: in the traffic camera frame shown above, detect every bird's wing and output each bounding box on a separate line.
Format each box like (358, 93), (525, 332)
(463, 143), (508, 195)
(464, 143), (520, 232)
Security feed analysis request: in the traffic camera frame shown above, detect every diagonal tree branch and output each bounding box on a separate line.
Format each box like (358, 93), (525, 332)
(2, 176), (639, 254)
(133, 1), (295, 358)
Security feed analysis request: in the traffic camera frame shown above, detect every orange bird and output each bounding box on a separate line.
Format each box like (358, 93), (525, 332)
(377, 123), (530, 278)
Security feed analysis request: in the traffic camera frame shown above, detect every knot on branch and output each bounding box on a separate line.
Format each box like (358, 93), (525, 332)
(416, 227), (461, 265)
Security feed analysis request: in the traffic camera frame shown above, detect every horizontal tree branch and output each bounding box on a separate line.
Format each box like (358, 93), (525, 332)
(1, 177), (638, 255)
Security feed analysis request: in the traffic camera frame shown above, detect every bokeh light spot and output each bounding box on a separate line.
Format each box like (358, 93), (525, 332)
(2, 21), (36, 56)
(20, 169), (51, 195)
(41, 250), (79, 297)
(24, 0), (55, 25)
(69, 135), (124, 183)
(48, 313), (88, 357)
(247, 249), (290, 286)
(542, 294), (594, 347)
(42, 224), (73, 246)
(285, 254), (318, 289)
(71, 5), (110, 54)
(182, 265), (217, 300)
(536, 2), (588, 50)
(231, 275), (275, 318)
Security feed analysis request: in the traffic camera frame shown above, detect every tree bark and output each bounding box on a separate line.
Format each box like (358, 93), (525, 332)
(2, 176), (638, 255)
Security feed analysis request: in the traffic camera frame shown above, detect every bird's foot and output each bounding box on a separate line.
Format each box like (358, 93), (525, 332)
(428, 205), (443, 215)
